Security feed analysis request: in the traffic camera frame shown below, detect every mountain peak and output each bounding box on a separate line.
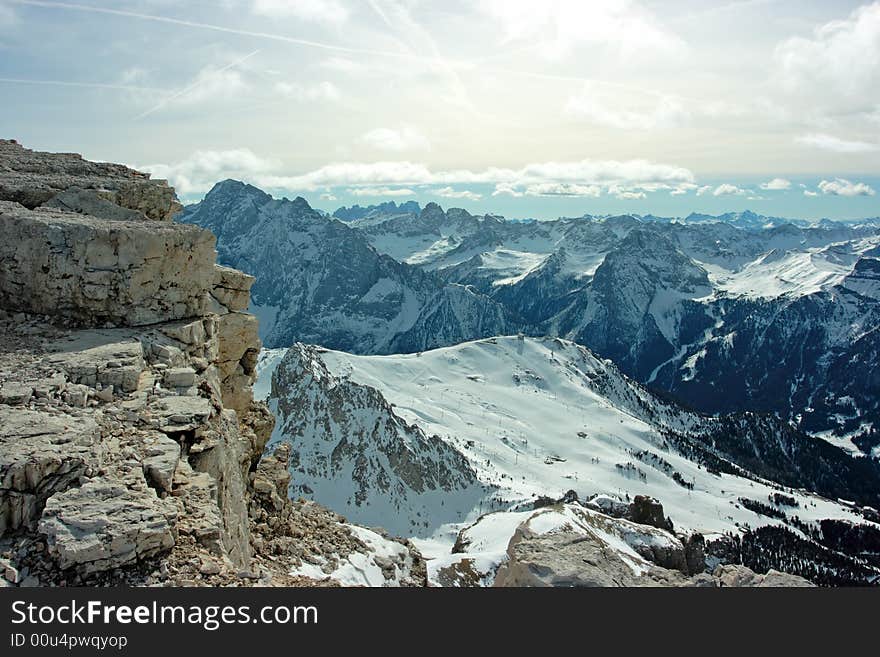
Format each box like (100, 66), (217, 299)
(208, 178), (265, 196)
(290, 195), (314, 212)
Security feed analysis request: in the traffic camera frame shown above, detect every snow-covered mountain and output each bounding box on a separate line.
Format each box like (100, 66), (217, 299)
(181, 182), (880, 452)
(262, 343), (488, 536)
(344, 203), (880, 451)
(258, 336), (880, 584)
(178, 181), (513, 353)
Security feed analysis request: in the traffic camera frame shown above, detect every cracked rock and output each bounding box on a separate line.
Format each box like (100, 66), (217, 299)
(39, 479), (177, 574)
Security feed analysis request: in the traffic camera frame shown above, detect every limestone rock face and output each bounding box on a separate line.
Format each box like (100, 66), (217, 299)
(0, 140), (287, 587)
(0, 202), (216, 326)
(141, 433), (181, 493)
(187, 410), (253, 568)
(0, 140), (436, 588)
(713, 564), (814, 587)
(496, 529), (685, 587)
(216, 311), (260, 415)
(212, 265), (254, 313)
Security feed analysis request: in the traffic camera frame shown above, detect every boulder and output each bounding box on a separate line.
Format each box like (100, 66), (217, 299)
(39, 480), (177, 574)
(627, 495), (674, 532)
(163, 367), (197, 389)
(0, 381), (33, 406)
(152, 395), (215, 434)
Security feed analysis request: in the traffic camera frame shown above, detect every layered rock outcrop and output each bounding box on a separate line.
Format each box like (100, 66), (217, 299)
(0, 140), (269, 583)
(0, 139), (181, 220)
(0, 202), (216, 326)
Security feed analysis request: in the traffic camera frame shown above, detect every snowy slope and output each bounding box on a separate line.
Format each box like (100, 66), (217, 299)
(289, 523), (423, 587)
(265, 343), (489, 537)
(260, 337), (869, 557)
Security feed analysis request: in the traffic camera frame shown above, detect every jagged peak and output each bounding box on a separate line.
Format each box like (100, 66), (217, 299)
(420, 201), (445, 217)
(332, 200), (420, 221)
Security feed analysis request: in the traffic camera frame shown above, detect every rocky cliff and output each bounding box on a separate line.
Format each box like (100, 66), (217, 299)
(0, 140), (425, 587)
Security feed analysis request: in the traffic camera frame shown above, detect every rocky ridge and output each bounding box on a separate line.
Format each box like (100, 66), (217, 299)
(0, 140), (425, 587)
(492, 503), (813, 587)
(437, 495), (813, 588)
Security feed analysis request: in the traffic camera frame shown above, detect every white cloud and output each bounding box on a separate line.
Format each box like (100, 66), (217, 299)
(522, 183), (602, 197)
(478, 0), (682, 60)
(492, 183), (524, 198)
(274, 80), (340, 102)
(143, 149), (697, 201)
(141, 148), (281, 196)
(795, 133), (878, 153)
(712, 183), (748, 197)
(775, 3), (880, 104)
(433, 186), (482, 201)
(760, 178), (792, 191)
(565, 85), (690, 130)
(695, 185), (712, 196)
(252, 0), (348, 23)
(804, 190), (819, 197)
(260, 157), (694, 191)
(361, 126), (431, 152)
(319, 192), (337, 201)
(615, 190), (646, 200)
(348, 186), (416, 197)
(817, 178), (876, 197)
(263, 161), (431, 188)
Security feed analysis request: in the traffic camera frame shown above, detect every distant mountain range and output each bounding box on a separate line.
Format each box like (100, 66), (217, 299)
(333, 200), (421, 222)
(180, 182), (880, 456)
(332, 201), (880, 229)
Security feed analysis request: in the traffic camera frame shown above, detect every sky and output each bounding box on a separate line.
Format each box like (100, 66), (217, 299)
(1, 0), (879, 220)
